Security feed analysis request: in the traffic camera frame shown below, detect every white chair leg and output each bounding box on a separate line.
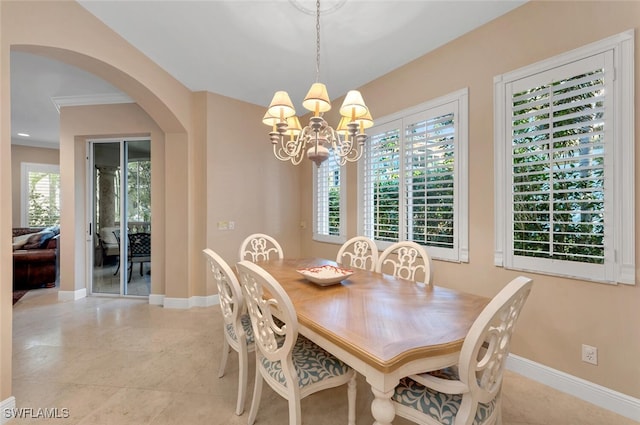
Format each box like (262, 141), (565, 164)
(247, 369), (263, 425)
(347, 373), (356, 425)
(495, 394), (503, 425)
(287, 393), (302, 425)
(235, 342), (248, 416)
(218, 338), (230, 378)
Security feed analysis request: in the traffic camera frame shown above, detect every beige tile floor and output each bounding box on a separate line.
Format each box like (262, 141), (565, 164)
(9, 287), (638, 425)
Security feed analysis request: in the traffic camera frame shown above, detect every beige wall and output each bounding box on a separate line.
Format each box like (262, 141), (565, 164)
(302, 1), (640, 398)
(205, 91), (302, 266)
(10, 144), (59, 227)
(0, 0), (10, 401)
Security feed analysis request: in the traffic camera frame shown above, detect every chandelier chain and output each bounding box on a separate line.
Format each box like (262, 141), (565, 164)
(315, 0), (321, 83)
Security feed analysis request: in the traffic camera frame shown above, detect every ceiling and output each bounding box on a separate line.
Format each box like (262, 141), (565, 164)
(10, 0), (526, 148)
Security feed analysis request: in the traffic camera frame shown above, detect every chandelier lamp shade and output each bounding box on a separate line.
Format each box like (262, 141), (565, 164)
(263, 0), (374, 166)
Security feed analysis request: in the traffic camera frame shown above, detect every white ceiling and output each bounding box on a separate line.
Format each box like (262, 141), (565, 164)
(10, 0), (526, 148)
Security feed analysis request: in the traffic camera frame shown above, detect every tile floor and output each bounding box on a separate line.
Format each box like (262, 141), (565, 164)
(91, 260), (150, 296)
(9, 288), (638, 425)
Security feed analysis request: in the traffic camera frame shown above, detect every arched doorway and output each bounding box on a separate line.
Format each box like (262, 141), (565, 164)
(8, 44), (190, 302)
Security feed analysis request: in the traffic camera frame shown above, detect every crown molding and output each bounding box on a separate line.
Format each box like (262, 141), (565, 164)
(50, 93), (134, 113)
(11, 138), (59, 150)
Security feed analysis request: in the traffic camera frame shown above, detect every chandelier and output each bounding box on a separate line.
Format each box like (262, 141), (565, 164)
(263, 0), (373, 166)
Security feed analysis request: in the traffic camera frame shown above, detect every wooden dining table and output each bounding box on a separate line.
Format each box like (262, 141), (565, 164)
(256, 257), (490, 425)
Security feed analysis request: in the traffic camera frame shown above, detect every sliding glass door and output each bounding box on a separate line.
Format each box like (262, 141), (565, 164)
(89, 138), (151, 296)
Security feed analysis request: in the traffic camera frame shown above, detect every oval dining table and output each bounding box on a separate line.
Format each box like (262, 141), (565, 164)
(255, 257), (489, 425)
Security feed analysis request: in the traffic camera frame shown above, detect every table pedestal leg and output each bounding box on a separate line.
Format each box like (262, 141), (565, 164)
(371, 387), (395, 425)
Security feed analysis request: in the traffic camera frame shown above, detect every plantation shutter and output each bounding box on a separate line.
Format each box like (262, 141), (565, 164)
(316, 154), (342, 237)
(404, 107), (456, 250)
(507, 52), (611, 276)
(363, 121), (401, 242)
(361, 89), (467, 261)
(25, 166), (61, 227)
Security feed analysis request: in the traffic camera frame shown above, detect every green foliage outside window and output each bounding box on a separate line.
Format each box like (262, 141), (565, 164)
(127, 160), (151, 223)
(407, 136), (455, 248)
(328, 186), (340, 236)
(369, 116), (456, 247)
(28, 171), (60, 227)
(373, 179), (400, 241)
(511, 70), (604, 264)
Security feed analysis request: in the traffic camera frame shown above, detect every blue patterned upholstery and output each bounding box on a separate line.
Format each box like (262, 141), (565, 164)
(391, 277), (532, 425)
(393, 370), (496, 425)
(203, 248), (255, 416)
(428, 367), (458, 380)
(225, 313), (255, 344)
(237, 260), (356, 425)
(260, 335), (351, 389)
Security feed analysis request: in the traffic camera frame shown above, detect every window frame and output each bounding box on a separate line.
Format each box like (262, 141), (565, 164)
(313, 156), (347, 244)
(21, 162), (61, 227)
(358, 88), (469, 262)
(494, 30), (635, 285)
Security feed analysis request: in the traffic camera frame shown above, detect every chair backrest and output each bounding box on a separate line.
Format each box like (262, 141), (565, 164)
(458, 276), (532, 406)
(236, 260), (298, 365)
(239, 233), (284, 262)
(112, 229), (121, 245)
(98, 226), (120, 246)
(336, 236), (379, 271)
(376, 241), (432, 286)
(203, 249), (245, 334)
(128, 232), (151, 258)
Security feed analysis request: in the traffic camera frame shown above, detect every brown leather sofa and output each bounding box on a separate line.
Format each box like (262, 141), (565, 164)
(12, 227), (59, 290)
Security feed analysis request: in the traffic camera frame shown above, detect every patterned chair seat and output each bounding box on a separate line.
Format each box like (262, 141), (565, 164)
(225, 313), (255, 345)
(393, 368), (496, 425)
(203, 248), (255, 416)
(391, 277), (532, 425)
(237, 260), (356, 425)
(260, 335), (352, 390)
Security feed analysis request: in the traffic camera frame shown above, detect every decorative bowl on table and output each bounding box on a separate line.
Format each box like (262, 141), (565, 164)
(296, 265), (354, 286)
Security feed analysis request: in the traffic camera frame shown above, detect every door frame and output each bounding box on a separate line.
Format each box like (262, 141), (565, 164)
(86, 136), (150, 296)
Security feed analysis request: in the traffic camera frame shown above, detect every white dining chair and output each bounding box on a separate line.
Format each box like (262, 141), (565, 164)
(203, 249), (255, 416)
(336, 236), (378, 271)
(238, 233), (284, 262)
(376, 241), (432, 286)
(236, 260), (356, 425)
(391, 276), (533, 425)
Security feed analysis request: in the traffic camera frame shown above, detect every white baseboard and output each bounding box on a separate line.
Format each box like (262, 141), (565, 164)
(507, 354), (640, 422)
(162, 294), (219, 309)
(57, 288), (87, 301)
(162, 297), (190, 309)
(190, 294), (219, 307)
(148, 294), (164, 305)
(1, 396), (16, 425)
(54, 292), (217, 308)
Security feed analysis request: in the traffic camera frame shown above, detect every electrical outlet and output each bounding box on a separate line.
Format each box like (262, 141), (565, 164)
(582, 344), (598, 365)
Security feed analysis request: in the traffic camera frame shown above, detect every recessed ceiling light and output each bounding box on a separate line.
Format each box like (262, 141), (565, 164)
(17, 133), (30, 137)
